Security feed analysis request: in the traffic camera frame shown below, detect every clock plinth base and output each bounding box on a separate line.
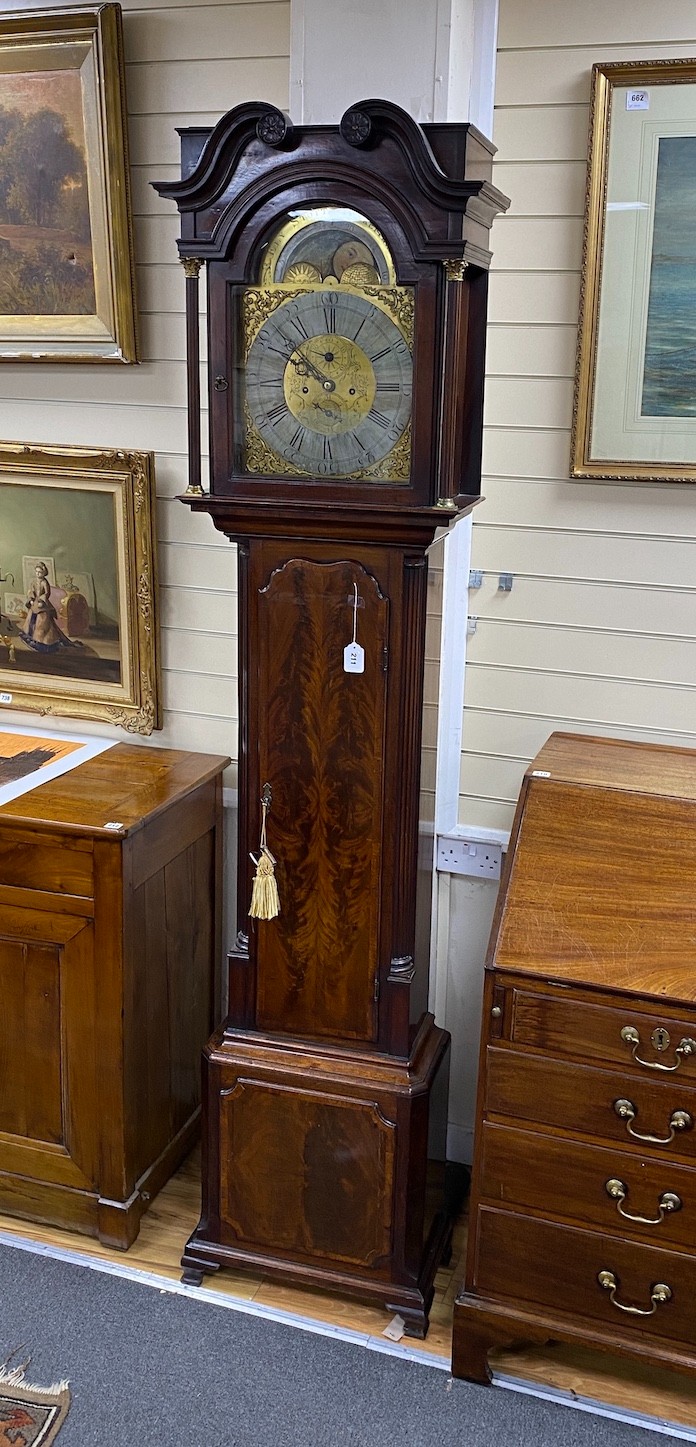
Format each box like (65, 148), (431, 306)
(181, 1015), (460, 1336)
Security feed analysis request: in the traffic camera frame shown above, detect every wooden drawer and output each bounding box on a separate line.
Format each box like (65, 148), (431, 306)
(507, 980), (696, 1082)
(486, 1046), (696, 1162)
(474, 1205), (696, 1346)
(0, 830), (93, 899)
(479, 1121), (696, 1250)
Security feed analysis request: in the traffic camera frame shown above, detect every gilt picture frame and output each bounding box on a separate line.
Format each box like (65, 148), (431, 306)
(0, 4), (138, 362)
(572, 58), (696, 482)
(0, 443), (161, 734)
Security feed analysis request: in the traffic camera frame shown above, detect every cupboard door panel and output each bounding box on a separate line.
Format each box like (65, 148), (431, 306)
(255, 558), (388, 1042)
(0, 910), (97, 1191)
(0, 940), (61, 1144)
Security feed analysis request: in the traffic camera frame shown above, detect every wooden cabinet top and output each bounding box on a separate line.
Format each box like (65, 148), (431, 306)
(489, 732), (696, 1006)
(529, 731), (696, 801)
(0, 743), (229, 838)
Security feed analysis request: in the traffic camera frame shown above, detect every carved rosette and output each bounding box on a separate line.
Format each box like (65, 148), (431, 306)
(340, 108), (373, 148)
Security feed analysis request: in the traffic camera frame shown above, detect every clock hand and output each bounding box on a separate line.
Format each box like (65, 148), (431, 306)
(290, 350), (336, 392)
(267, 333), (336, 391)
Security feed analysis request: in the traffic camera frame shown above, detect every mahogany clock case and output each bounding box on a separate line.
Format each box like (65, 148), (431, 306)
(155, 99), (509, 517)
(153, 101), (508, 1336)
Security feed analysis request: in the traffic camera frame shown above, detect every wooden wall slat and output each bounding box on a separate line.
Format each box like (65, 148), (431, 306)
(499, 0), (696, 51)
(486, 324), (577, 377)
(488, 272), (581, 325)
(496, 41), (696, 107)
(123, 3), (290, 64)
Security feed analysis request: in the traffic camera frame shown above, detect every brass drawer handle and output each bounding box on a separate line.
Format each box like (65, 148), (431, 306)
(598, 1270), (672, 1316)
(613, 1098), (693, 1145)
(605, 1178), (682, 1225)
(621, 1026), (696, 1073)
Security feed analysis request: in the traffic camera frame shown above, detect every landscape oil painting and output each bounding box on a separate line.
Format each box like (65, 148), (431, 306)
(0, 444), (160, 734)
(0, 67), (96, 320)
(0, 5), (137, 361)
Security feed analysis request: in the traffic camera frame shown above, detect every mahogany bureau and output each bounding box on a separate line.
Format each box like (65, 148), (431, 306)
(0, 742), (227, 1248)
(453, 731), (696, 1384)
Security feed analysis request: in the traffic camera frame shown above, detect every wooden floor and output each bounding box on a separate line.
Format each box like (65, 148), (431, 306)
(2, 1150), (696, 1434)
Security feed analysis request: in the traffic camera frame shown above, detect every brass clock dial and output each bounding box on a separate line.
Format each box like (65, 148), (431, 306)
(244, 287), (412, 480)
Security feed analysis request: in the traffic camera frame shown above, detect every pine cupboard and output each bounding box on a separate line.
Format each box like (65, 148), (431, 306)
(0, 744), (227, 1247)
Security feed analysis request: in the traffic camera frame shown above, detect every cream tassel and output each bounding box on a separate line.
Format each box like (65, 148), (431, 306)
(249, 788), (280, 920)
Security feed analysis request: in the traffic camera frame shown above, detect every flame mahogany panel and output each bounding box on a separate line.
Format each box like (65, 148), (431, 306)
(254, 556), (388, 1042)
(218, 1076), (395, 1266)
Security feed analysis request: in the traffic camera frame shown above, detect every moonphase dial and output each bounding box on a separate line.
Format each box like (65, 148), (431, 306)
(245, 288), (412, 478)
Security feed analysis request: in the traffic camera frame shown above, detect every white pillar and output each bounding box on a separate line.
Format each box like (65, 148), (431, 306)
(290, 0), (497, 127)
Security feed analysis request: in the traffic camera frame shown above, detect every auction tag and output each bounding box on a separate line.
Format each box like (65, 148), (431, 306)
(383, 1314), (405, 1342)
(0, 693), (12, 704)
(343, 642), (365, 674)
(626, 89), (649, 110)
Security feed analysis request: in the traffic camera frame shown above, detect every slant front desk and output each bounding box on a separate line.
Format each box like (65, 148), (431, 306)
(455, 732), (696, 1384)
(0, 743), (227, 1248)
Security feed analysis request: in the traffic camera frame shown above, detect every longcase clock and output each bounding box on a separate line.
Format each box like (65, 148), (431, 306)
(154, 100), (508, 1336)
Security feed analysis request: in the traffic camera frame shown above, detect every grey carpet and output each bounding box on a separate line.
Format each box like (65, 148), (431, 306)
(0, 1243), (678, 1446)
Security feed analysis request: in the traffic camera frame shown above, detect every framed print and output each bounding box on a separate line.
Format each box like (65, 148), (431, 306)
(0, 4), (138, 362)
(0, 722), (113, 807)
(0, 443), (161, 733)
(572, 58), (696, 481)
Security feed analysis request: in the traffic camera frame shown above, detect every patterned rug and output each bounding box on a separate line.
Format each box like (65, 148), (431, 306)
(0, 1357), (70, 1446)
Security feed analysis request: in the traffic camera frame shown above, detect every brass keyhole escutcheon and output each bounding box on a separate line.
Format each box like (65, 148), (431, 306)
(652, 1027), (671, 1052)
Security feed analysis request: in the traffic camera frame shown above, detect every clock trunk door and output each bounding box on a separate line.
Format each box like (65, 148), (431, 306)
(253, 555), (388, 1042)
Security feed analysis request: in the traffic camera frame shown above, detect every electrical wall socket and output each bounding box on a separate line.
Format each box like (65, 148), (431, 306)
(436, 837), (503, 880)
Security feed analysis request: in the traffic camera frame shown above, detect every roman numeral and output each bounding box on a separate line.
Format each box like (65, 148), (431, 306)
(290, 424), (307, 451)
(323, 302), (336, 332)
(367, 407), (390, 429)
(375, 381), (400, 393)
(267, 401), (288, 424)
(287, 315), (309, 340)
(323, 437), (333, 463)
(369, 346), (392, 364)
(258, 377), (283, 387)
(352, 317), (367, 342)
